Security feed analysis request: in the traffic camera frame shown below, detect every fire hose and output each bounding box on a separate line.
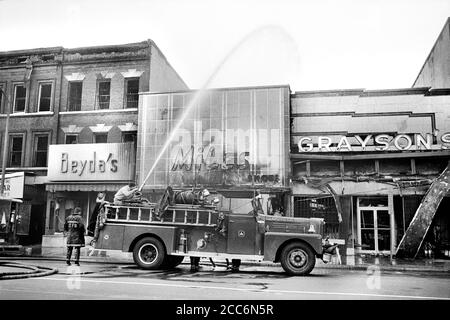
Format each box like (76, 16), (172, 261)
(0, 261), (58, 280)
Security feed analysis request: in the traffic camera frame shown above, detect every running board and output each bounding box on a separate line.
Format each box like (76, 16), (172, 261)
(396, 163), (450, 258)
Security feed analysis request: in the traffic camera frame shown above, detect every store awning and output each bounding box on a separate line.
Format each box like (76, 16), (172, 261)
(45, 183), (127, 192)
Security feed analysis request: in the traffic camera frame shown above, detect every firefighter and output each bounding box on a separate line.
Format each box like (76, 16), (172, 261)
(113, 182), (140, 205)
(64, 207), (85, 266)
(87, 192), (106, 236)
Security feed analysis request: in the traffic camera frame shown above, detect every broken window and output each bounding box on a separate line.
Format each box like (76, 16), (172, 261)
(68, 81), (82, 111)
(125, 78), (139, 108)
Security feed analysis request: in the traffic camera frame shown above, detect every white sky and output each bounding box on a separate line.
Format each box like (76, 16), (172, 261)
(0, 0), (449, 91)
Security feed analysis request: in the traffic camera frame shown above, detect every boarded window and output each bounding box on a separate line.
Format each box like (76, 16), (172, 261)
(68, 82), (82, 111)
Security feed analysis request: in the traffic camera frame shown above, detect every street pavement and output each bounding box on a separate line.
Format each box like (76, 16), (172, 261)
(0, 259), (449, 300)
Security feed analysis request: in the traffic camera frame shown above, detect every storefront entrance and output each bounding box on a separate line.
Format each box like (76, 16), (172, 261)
(357, 197), (391, 254)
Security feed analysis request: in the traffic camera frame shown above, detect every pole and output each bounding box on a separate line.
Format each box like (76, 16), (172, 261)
(0, 88), (10, 196)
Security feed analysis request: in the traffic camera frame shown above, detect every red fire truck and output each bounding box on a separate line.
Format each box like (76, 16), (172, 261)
(95, 192), (337, 276)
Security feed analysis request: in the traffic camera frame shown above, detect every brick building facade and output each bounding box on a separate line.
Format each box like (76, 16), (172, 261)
(0, 40), (188, 245)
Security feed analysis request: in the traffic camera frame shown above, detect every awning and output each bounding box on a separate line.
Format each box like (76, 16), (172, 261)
(45, 183), (127, 192)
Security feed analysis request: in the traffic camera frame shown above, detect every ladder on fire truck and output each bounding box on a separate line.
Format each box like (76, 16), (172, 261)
(105, 204), (218, 227)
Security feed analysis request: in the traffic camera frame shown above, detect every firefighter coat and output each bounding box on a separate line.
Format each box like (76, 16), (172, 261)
(64, 211), (86, 247)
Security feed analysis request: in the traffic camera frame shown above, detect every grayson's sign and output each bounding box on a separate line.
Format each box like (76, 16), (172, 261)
(47, 143), (135, 181)
(297, 133), (450, 152)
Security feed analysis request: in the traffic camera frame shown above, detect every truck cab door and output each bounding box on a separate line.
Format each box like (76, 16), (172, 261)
(226, 214), (257, 255)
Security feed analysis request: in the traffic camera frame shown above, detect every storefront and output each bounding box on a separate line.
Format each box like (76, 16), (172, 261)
(0, 172), (47, 246)
(290, 88), (450, 260)
(43, 142), (135, 246)
(137, 85), (292, 211)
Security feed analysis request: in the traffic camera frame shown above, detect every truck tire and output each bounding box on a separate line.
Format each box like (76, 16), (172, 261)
(280, 241), (315, 276)
(162, 255), (185, 269)
(133, 237), (166, 270)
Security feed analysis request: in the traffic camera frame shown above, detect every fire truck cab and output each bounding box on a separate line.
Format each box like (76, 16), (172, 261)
(95, 192), (331, 276)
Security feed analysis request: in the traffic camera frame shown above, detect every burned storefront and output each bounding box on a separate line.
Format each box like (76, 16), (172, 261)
(290, 88), (450, 260)
(137, 85), (291, 214)
(43, 143), (136, 247)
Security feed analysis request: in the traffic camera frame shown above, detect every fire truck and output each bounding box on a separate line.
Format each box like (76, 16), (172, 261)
(95, 192), (337, 276)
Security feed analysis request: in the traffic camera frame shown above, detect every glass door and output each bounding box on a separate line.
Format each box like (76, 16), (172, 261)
(357, 197), (391, 254)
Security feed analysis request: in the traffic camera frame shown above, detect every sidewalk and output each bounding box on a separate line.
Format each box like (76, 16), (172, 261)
(1, 244), (450, 273)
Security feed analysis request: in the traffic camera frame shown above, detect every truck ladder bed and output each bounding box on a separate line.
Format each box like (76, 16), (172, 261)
(105, 204), (218, 227)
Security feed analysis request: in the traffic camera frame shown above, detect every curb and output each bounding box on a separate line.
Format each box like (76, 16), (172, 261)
(2, 255), (450, 273)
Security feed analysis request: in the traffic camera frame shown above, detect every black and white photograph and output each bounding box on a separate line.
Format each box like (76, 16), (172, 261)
(0, 0), (449, 313)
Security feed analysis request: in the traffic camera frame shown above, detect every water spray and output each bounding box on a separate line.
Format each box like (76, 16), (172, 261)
(138, 25), (299, 191)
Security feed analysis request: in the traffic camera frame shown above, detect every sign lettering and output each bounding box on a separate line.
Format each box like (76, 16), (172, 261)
(296, 133), (450, 152)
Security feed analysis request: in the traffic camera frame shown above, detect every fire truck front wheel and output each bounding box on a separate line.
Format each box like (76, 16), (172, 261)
(280, 241), (315, 276)
(133, 237), (166, 270)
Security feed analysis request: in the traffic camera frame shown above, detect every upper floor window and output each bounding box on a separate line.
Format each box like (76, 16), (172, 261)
(68, 81), (82, 111)
(97, 81), (111, 110)
(65, 134), (78, 144)
(14, 84), (27, 113)
(8, 134), (24, 167)
(33, 134), (49, 167)
(94, 133), (108, 144)
(122, 132), (137, 143)
(38, 83), (52, 112)
(125, 78), (139, 109)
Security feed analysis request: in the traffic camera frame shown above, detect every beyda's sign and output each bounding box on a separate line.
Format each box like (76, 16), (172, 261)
(297, 133), (450, 152)
(47, 143), (135, 181)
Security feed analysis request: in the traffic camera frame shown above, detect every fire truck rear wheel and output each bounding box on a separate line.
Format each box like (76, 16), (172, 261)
(280, 242), (315, 276)
(133, 237), (166, 270)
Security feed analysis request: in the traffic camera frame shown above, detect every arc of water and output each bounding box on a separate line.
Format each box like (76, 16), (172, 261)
(138, 25), (299, 191)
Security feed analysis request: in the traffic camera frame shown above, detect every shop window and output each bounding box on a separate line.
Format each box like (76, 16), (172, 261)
(33, 134), (49, 167)
(68, 81), (82, 111)
(125, 78), (139, 109)
(415, 157), (449, 175)
(379, 158), (411, 175)
(38, 83), (52, 112)
(310, 160), (340, 176)
(94, 133), (107, 143)
(13, 84), (26, 113)
(122, 132), (137, 143)
(8, 134), (24, 167)
(97, 80), (111, 109)
(344, 159), (376, 176)
(65, 134), (78, 144)
(294, 196), (340, 237)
